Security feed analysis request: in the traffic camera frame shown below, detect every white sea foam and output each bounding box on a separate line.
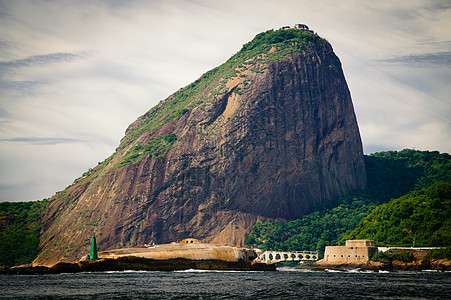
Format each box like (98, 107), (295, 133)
(276, 267), (316, 272)
(174, 269), (252, 273)
(103, 270), (151, 273)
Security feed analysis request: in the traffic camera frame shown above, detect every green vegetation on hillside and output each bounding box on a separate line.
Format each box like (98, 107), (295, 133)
(118, 133), (178, 167)
(247, 197), (376, 252)
(371, 251), (415, 263)
(342, 182), (451, 247)
(238, 28), (325, 60)
(246, 150), (451, 253)
(425, 246), (451, 260)
(0, 200), (48, 266)
(364, 149), (451, 203)
(117, 28), (325, 165)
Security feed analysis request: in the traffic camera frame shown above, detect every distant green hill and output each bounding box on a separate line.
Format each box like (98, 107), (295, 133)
(246, 149), (451, 253)
(0, 200), (48, 266)
(342, 181), (451, 247)
(364, 149), (451, 202)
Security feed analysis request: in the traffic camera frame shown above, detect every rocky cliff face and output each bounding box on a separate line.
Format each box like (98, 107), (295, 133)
(34, 28), (366, 266)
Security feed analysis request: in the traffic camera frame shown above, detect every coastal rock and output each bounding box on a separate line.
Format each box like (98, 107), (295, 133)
(34, 28), (366, 266)
(309, 256), (451, 272)
(3, 240), (274, 273)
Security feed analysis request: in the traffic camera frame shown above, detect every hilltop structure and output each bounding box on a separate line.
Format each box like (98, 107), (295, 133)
(281, 24), (313, 32)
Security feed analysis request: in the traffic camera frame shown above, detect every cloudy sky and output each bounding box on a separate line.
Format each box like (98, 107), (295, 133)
(1, 0), (450, 202)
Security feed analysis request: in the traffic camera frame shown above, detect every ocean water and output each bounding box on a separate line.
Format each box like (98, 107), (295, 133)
(1, 268), (450, 299)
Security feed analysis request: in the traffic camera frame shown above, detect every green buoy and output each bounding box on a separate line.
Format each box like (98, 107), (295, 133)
(90, 233), (98, 260)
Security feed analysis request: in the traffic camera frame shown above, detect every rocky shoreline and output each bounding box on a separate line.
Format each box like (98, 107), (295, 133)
(1, 256), (275, 275)
(3, 258), (450, 275)
(1, 240), (277, 274)
(302, 258), (451, 272)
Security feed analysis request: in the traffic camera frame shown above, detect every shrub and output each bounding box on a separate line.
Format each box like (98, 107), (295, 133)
(390, 251), (414, 263)
(371, 251), (414, 263)
(371, 251), (390, 263)
(425, 247), (451, 260)
(117, 134), (178, 168)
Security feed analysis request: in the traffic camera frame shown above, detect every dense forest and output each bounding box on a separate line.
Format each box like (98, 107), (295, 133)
(0, 200), (48, 266)
(246, 149), (451, 254)
(342, 181), (451, 246)
(0, 149), (450, 266)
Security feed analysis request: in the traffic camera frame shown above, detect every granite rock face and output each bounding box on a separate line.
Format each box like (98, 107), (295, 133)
(34, 28), (366, 266)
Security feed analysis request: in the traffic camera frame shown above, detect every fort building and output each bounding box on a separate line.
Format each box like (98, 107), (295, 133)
(323, 240), (377, 263)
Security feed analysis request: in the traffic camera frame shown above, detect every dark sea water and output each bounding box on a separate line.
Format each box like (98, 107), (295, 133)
(1, 268), (450, 299)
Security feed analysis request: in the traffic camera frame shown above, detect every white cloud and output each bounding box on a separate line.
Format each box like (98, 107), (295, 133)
(0, 0), (450, 201)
